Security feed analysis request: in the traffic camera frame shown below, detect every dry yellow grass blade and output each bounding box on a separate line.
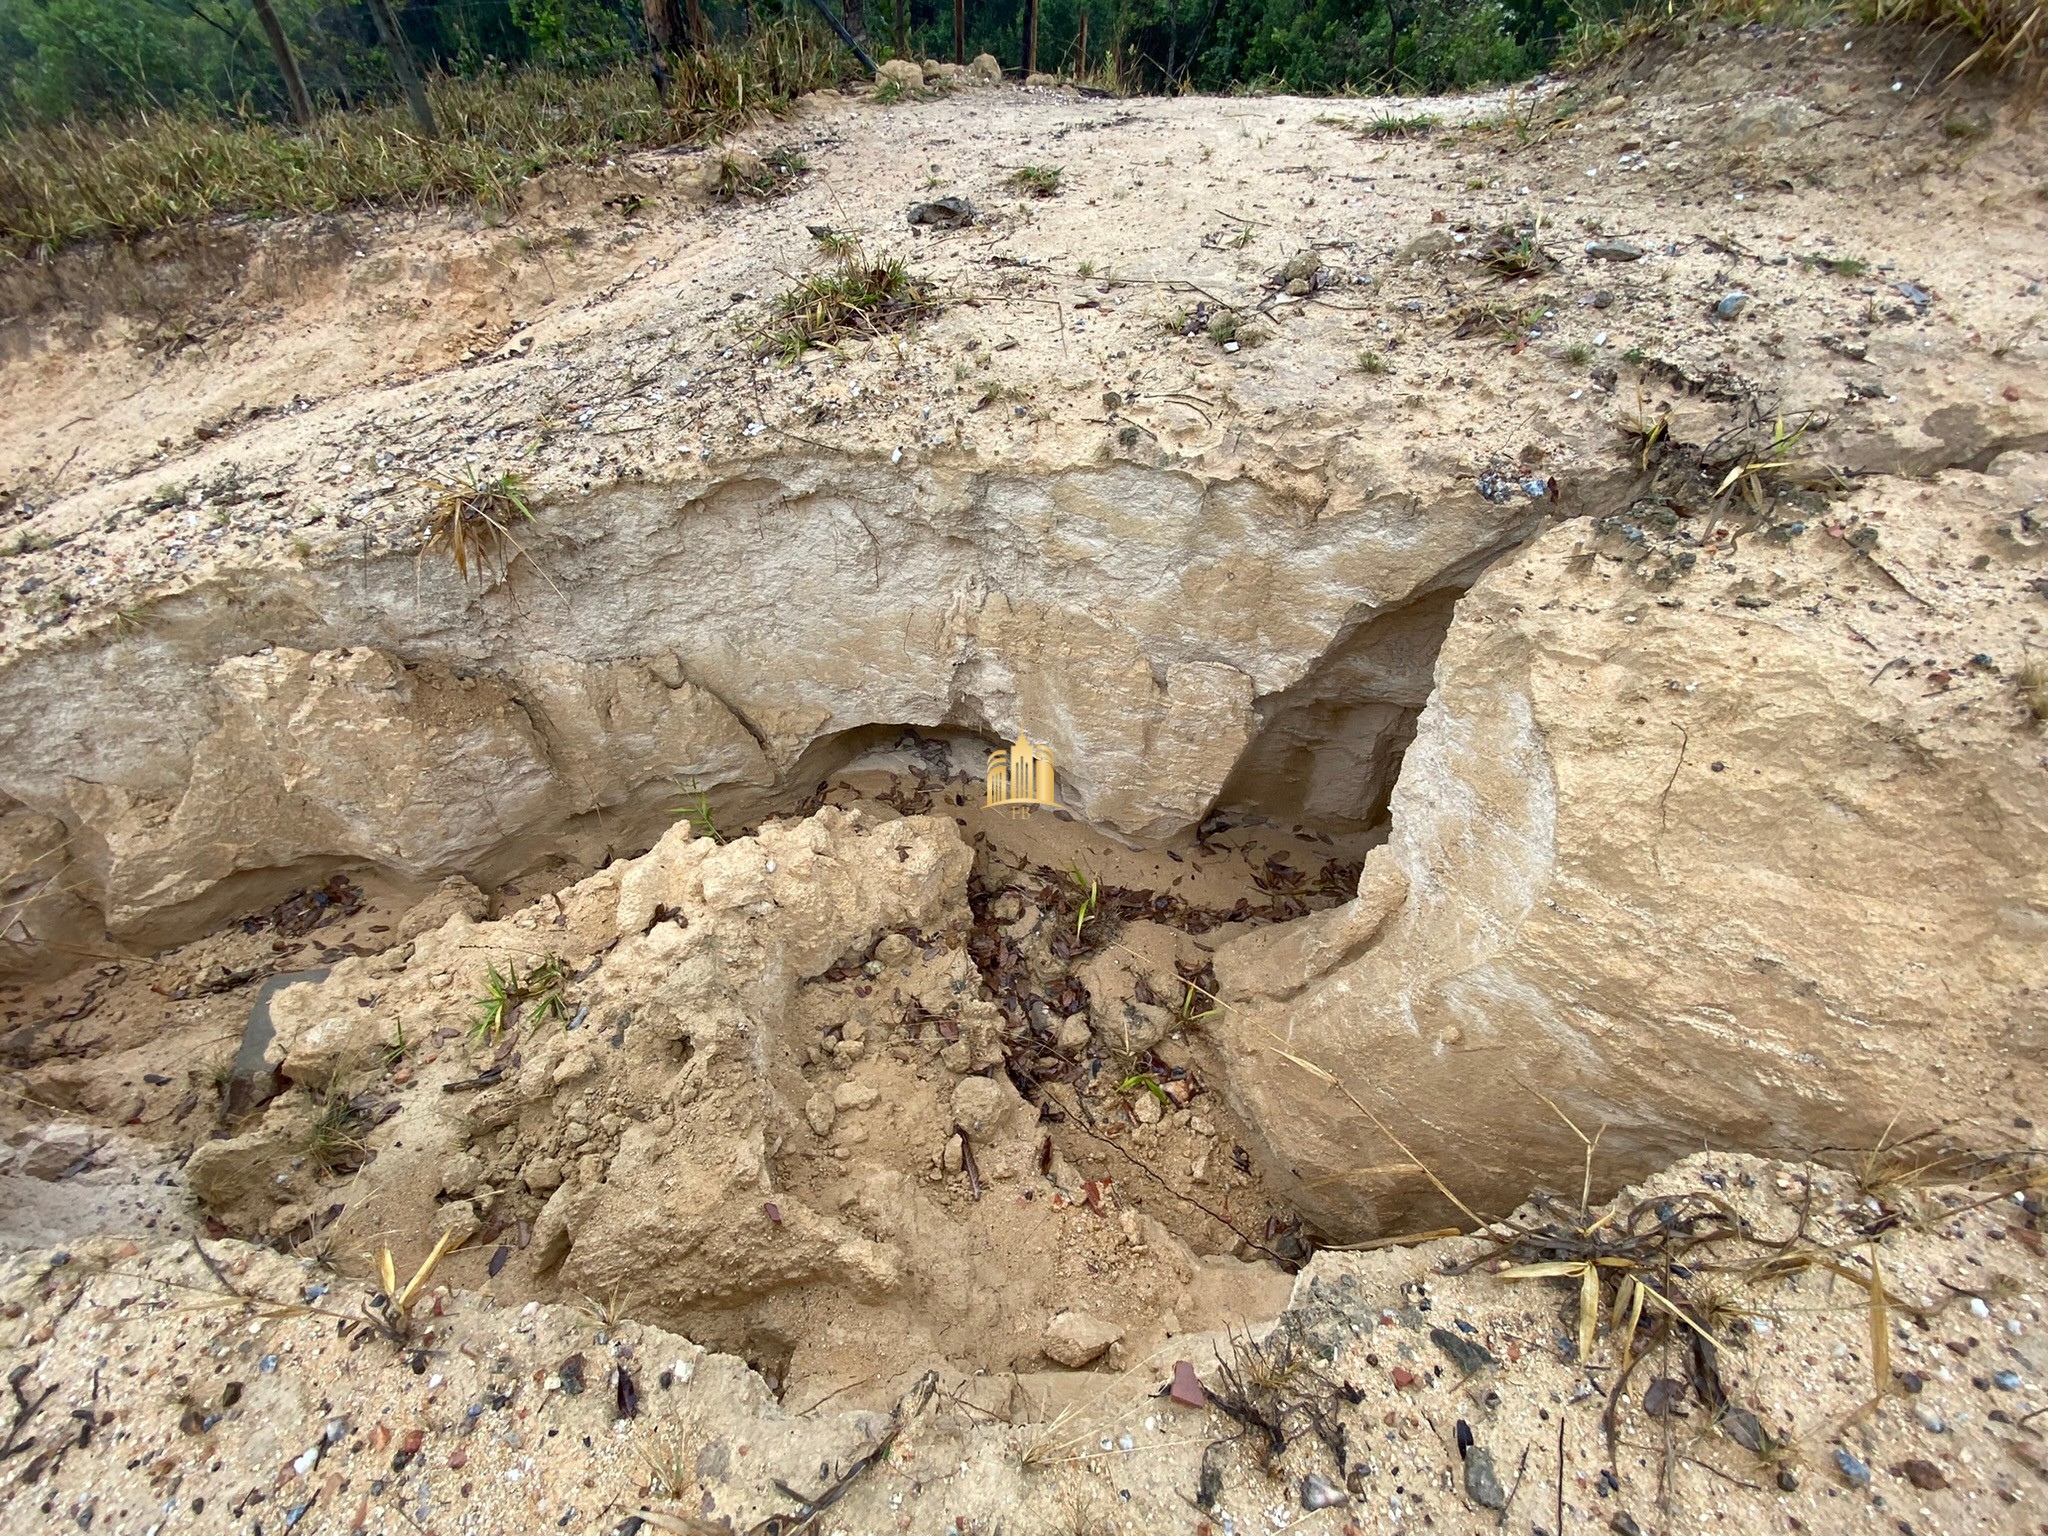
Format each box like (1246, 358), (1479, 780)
(1632, 1279), (1725, 1351)
(1495, 1260), (1588, 1279)
(1256, 1022), (1488, 1229)
(1301, 1161), (1427, 1189)
(376, 1246), (398, 1301)
(1497, 1258), (1724, 1361)
(396, 1227), (459, 1316)
(1868, 1244), (1891, 1396)
(1519, 1079), (1605, 1211)
(1611, 1273), (1647, 1371)
(1579, 1261), (1601, 1362)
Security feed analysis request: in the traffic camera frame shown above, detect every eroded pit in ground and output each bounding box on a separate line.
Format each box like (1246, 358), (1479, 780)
(0, 735), (1397, 1410)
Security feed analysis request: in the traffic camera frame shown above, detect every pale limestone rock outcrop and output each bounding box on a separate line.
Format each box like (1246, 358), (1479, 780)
(261, 805), (971, 1317)
(1212, 461), (2048, 1239)
(0, 456), (1539, 970)
(77, 647), (558, 931)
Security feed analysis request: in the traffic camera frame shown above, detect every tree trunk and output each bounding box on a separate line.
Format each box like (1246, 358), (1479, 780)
(683, 0), (710, 53)
(891, 0), (907, 60)
(364, 0), (438, 137)
(1024, 0), (1038, 75)
(953, 0), (964, 64)
(642, 0), (681, 54)
(250, 0), (314, 126)
(1076, 11), (1087, 76)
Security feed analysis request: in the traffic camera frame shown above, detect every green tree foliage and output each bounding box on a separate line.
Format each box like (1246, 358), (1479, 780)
(0, 0), (643, 123)
(0, 0), (1594, 127)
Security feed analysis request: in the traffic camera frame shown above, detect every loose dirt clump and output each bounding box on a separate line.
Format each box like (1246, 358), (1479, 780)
(18, 757), (1334, 1417)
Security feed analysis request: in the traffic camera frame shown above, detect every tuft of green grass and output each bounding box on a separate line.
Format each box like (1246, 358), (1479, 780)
(1008, 164), (1064, 197)
(376, 1018), (412, 1070)
(1118, 1072), (1172, 1108)
(468, 961), (519, 1045)
(303, 1080), (368, 1174)
(1710, 413), (1820, 512)
(1358, 348), (1391, 375)
(1801, 254), (1868, 277)
(422, 467), (539, 586)
(1565, 341), (1595, 367)
(668, 782), (725, 842)
(811, 227), (857, 260)
(522, 954), (571, 1026)
(1870, 0), (2047, 101)
(2017, 658), (2048, 722)
(1477, 223), (1557, 278)
(1363, 112), (1439, 138)
(467, 953), (574, 1045)
(1449, 297), (1541, 341)
(873, 77), (906, 105)
(763, 250), (936, 362)
(711, 144), (809, 200)
(0, 21), (853, 255)
(1069, 865), (1100, 941)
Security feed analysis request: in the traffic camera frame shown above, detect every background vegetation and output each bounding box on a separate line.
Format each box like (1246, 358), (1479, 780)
(0, 0), (2037, 253)
(0, 0), (1614, 128)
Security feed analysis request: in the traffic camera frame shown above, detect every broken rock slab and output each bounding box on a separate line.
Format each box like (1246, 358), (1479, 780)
(1213, 489), (2048, 1240)
(1043, 1309), (1124, 1367)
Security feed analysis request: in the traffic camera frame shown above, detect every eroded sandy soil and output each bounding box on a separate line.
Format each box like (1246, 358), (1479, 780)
(1, 19), (2046, 1536)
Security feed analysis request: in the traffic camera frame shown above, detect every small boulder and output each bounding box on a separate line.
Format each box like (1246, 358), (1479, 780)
(805, 1092), (836, 1138)
(951, 1073), (1019, 1137)
(1044, 1310), (1123, 1367)
(396, 876), (490, 942)
(832, 1079), (879, 1112)
(8, 1122), (95, 1180)
(1396, 229), (1454, 264)
(1095, 1000), (1176, 1054)
(437, 1152), (484, 1198)
(967, 52), (1003, 83)
(877, 58), (923, 89)
(1464, 1447), (1506, 1510)
(1025, 71), (1060, 88)
(184, 1124), (303, 1229)
(434, 1199), (483, 1247)
(1584, 239), (1644, 262)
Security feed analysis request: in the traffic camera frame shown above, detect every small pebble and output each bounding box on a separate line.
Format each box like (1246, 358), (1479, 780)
(1301, 1472), (1348, 1510)
(1833, 1448), (1871, 1489)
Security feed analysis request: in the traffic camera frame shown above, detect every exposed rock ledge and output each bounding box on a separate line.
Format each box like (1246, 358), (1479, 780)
(0, 451), (1543, 969)
(1215, 454), (2048, 1238)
